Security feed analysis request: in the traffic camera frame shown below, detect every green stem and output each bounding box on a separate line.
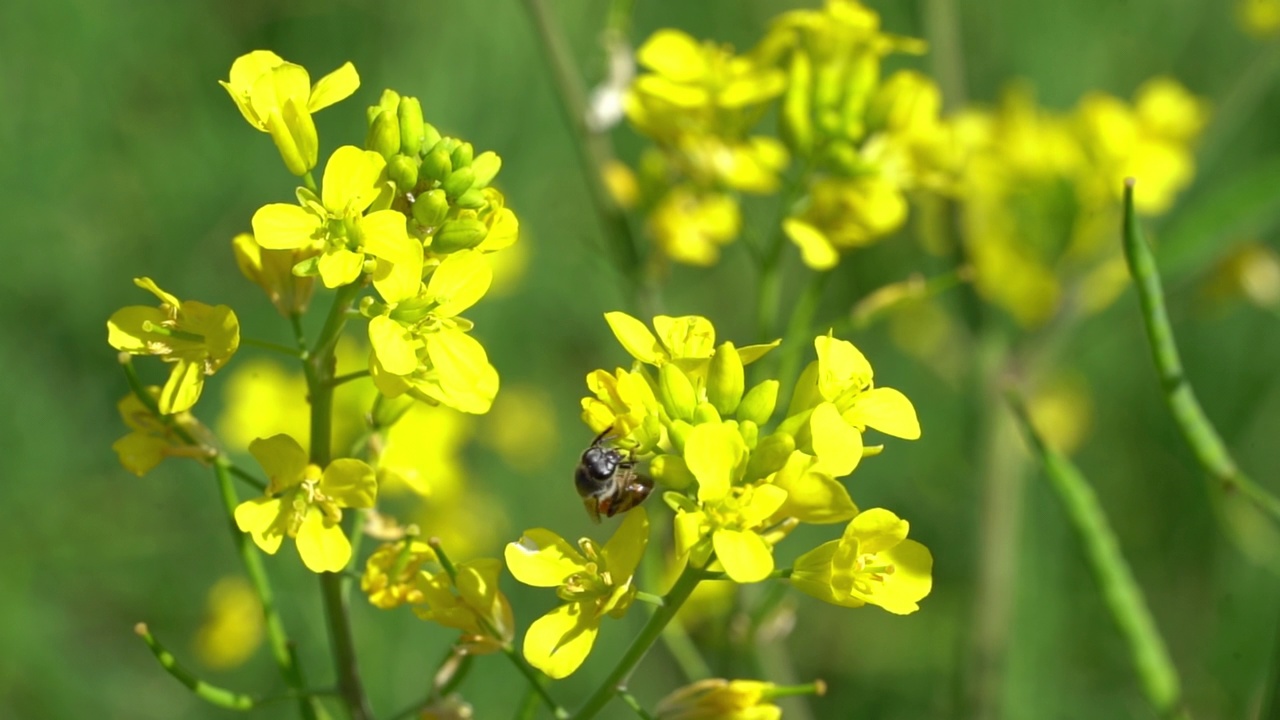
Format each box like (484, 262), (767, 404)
(520, 0), (653, 315)
(328, 369), (371, 387)
(1008, 394), (1190, 720)
(921, 0), (968, 109)
(227, 464), (267, 492)
(303, 282), (373, 720)
(1121, 179), (1280, 523)
(241, 336), (304, 357)
(573, 565), (703, 720)
(303, 172), (319, 194)
(135, 622), (256, 710)
(775, 270), (831, 401)
(660, 618), (713, 682)
(618, 689), (656, 720)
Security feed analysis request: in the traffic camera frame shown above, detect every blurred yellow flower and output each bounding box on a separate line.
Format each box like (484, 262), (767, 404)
(1239, 0), (1280, 36)
(378, 402), (473, 497)
(655, 678), (781, 720)
(481, 385), (558, 472)
(112, 389), (212, 476)
(193, 576), (263, 670)
(413, 556), (515, 656)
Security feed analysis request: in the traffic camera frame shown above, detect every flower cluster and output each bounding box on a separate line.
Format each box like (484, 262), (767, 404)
(507, 312), (933, 678)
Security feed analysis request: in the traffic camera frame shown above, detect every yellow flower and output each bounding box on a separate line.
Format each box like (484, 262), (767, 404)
(646, 188), (741, 266)
(231, 231), (316, 317)
(107, 277), (239, 414)
(669, 424), (788, 583)
(603, 311), (779, 376)
(580, 365), (664, 454)
(192, 577), (264, 670)
(252, 145), (422, 289)
(220, 51), (359, 175)
(783, 175), (908, 270)
(655, 678), (781, 720)
(361, 539), (436, 609)
(1239, 0), (1280, 36)
(413, 557), (514, 655)
(233, 434), (376, 573)
(504, 507), (649, 678)
(112, 389), (211, 476)
(791, 507), (932, 614)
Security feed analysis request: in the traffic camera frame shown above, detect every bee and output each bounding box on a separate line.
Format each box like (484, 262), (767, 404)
(574, 427), (654, 523)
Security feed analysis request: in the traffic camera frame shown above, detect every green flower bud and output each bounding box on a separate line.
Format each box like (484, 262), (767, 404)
(659, 364), (697, 421)
(412, 189), (450, 228)
(421, 145), (453, 184)
(738, 380), (779, 425)
(470, 151), (502, 188)
(388, 154), (419, 191)
(377, 88), (401, 114)
(780, 50), (814, 156)
(450, 141), (474, 169)
(738, 419), (759, 449)
(367, 109), (401, 159)
(650, 454), (695, 490)
(707, 342), (745, 416)
(442, 167), (476, 199)
(420, 123), (442, 154)
(744, 432), (795, 482)
(669, 419), (694, 454)
(693, 402), (721, 426)
(397, 97), (426, 156)
(432, 217), (489, 253)
(453, 188), (488, 210)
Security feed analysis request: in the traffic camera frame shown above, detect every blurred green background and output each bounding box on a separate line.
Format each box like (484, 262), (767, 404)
(4, 0), (1280, 718)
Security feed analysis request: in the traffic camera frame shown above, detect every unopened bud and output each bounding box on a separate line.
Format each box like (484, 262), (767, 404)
(420, 123), (442, 155)
(738, 380), (779, 425)
(421, 145), (453, 184)
(450, 141), (474, 169)
(442, 167), (476, 199)
(431, 217), (489, 253)
(453, 188), (488, 210)
(693, 402), (721, 426)
(397, 97), (426, 156)
(412, 189), (450, 228)
(470, 151), (502, 188)
(650, 454), (695, 490)
(387, 154), (419, 191)
(744, 432), (795, 481)
(707, 342), (745, 416)
(367, 109), (401, 159)
(659, 364), (697, 421)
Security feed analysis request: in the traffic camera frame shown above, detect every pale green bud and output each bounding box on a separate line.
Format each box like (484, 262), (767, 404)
(377, 88), (401, 113)
(693, 402), (721, 426)
(668, 419), (693, 454)
(387, 154), (419, 191)
(421, 145), (453, 184)
(397, 97), (426, 156)
(659, 364), (697, 421)
(738, 380), (779, 425)
(738, 419), (759, 449)
(420, 123), (442, 154)
(432, 217), (489, 253)
(412, 189), (450, 228)
(450, 141), (474, 169)
(470, 151), (502, 188)
(744, 432), (795, 482)
(650, 454), (695, 490)
(442, 166), (476, 199)
(780, 50), (814, 156)
(453, 188), (488, 209)
(707, 342), (745, 416)
(367, 109), (401, 159)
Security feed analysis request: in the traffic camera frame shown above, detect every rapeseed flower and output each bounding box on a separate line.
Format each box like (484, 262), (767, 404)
(791, 507), (932, 613)
(112, 389), (211, 476)
(655, 679), (782, 720)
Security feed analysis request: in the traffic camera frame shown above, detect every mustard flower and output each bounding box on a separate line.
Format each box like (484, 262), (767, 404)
(782, 174), (908, 270)
(193, 577), (263, 670)
(107, 277), (240, 414)
(233, 434), (376, 573)
(655, 679), (782, 720)
(580, 365), (664, 454)
(784, 333), (919, 476)
(112, 389), (211, 476)
(504, 507), (649, 678)
(791, 507), (932, 614)
(362, 539), (436, 609)
(220, 51), (359, 175)
(646, 187), (741, 266)
(668, 424), (788, 583)
(366, 249), (500, 414)
(252, 145), (422, 290)
(603, 311), (778, 378)
(413, 557), (514, 655)
(231, 231), (316, 317)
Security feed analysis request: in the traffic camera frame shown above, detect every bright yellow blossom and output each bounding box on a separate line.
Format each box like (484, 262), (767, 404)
(413, 557), (514, 655)
(505, 507), (649, 678)
(792, 508), (932, 613)
(252, 145), (422, 289)
(362, 539), (436, 609)
(646, 188), (741, 266)
(112, 389), (212, 476)
(107, 278), (240, 414)
(655, 678), (782, 720)
(233, 434), (376, 573)
(220, 51), (359, 175)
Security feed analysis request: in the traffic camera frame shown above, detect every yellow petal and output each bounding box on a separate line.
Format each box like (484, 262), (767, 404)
(296, 509), (352, 573)
(317, 248), (364, 288)
(321, 146), (385, 215)
(713, 529), (774, 583)
(815, 335), (872, 397)
(771, 455), (858, 525)
(685, 423), (746, 504)
(523, 603), (599, 679)
(159, 359), (204, 414)
(421, 330), (499, 414)
(601, 507), (649, 581)
(307, 62), (360, 113)
(604, 311), (663, 363)
(845, 387), (920, 439)
(321, 458), (377, 508)
(112, 433), (167, 477)
(505, 529), (587, 587)
(360, 209), (418, 267)
(252, 203), (321, 250)
(784, 218), (839, 271)
(426, 250), (492, 318)
(809, 402), (862, 477)
(636, 29), (708, 82)
(248, 434), (309, 492)
(847, 508), (909, 554)
(653, 315), (715, 359)
(106, 306), (168, 352)
(371, 255), (422, 306)
(368, 315), (418, 376)
(234, 497), (287, 555)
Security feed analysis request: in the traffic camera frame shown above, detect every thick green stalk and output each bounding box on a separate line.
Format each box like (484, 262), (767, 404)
(573, 566), (702, 720)
(1008, 395), (1190, 720)
(303, 283), (373, 720)
(1121, 180), (1280, 523)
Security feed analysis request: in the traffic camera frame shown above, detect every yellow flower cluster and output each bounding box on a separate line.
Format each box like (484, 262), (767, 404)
(505, 312), (933, 678)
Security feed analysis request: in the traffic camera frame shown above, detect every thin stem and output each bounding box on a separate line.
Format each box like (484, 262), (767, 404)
(660, 618), (713, 682)
(1008, 394), (1190, 720)
(520, 0), (652, 314)
(227, 464), (267, 492)
(572, 565), (703, 720)
(618, 689), (656, 720)
(304, 282), (373, 720)
(135, 623), (255, 710)
(241, 336), (304, 358)
(774, 270), (831, 402)
(328, 369), (371, 387)
(1121, 179), (1280, 523)
(302, 171), (319, 194)
(634, 591), (665, 607)
(921, 0), (968, 109)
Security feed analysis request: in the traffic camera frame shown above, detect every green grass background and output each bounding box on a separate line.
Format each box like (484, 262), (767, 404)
(3, 0), (1280, 718)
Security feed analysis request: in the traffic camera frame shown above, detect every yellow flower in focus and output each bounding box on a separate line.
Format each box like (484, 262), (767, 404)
(112, 389), (211, 476)
(220, 51), (359, 175)
(252, 145), (422, 289)
(413, 557), (514, 655)
(231, 232), (316, 317)
(581, 366), (664, 453)
(107, 278), (240, 414)
(193, 577), (264, 670)
(655, 678), (781, 720)
(505, 508), (649, 678)
(603, 311), (779, 376)
(233, 434), (376, 573)
(791, 507), (932, 614)
(362, 539), (436, 609)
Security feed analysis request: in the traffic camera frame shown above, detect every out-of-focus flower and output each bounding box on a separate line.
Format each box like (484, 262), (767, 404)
(1239, 0), (1280, 36)
(362, 539), (436, 609)
(231, 232), (317, 317)
(193, 577), (264, 669)
(1202, 241), (1280, 310)
(482, 385), (558, 472)
(655, 678), (782, 720)
(112, 388), (212, 476)
(414, 556), (514, 655)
